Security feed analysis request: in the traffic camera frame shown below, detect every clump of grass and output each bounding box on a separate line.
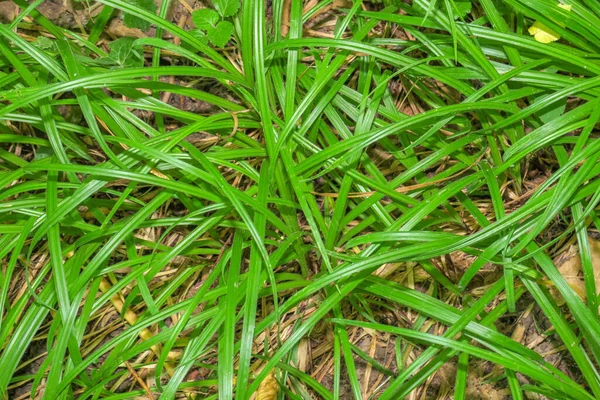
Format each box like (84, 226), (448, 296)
(1, 0), (600, 399)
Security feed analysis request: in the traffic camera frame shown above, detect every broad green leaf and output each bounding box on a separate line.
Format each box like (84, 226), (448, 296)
(192, 8), (219, 30)
(180, 29), (210, 52)
(33, 36), (56, 51)
(535, 94), (567, 123)
(207, 21), (234, 48)
(34, 146), (55, 161)
(454, 1), (472, 19)
(190, 28), (209, 45)
(123, 0), (157, 32)
(213, 0), (240, 17)
(108, 37), (143, 68)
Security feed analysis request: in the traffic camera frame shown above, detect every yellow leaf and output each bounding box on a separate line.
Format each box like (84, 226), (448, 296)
(528, 22), (561, 43)
(256, 371), (279, 400)
(558, 3), (572, 11)
(528, 3), (571, 43)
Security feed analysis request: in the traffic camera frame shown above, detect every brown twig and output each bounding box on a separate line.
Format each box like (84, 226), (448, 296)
(125, 361), (154, 399)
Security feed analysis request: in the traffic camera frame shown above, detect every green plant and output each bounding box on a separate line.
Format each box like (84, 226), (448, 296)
(191, 0), (239, 48)
(1, 0), (600, 399)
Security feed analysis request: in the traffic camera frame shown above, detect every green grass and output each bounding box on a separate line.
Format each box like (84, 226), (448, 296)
(1, 0), (600, 398)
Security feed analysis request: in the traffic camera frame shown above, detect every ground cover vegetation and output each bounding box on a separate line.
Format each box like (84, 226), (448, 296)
(1, 0), (600, 398)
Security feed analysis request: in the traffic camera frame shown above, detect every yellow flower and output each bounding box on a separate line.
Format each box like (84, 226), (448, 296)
(528, 3), (572, 43)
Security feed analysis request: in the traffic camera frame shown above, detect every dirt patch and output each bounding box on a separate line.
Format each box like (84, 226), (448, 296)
(0, 2), (18, 23)
(37, 0), (84, 29)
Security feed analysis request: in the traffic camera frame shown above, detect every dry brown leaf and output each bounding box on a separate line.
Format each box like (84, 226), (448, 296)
(333, 0), (353, 8)
(591, 238), (600, 286)
(106, 18), (151, 38)
(295, 338), (311, 372)
(551, 237), (600, 305)
(281, 0), (291, 37)
(255, 371), (279, 400)
(510, 304), (534, 344)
